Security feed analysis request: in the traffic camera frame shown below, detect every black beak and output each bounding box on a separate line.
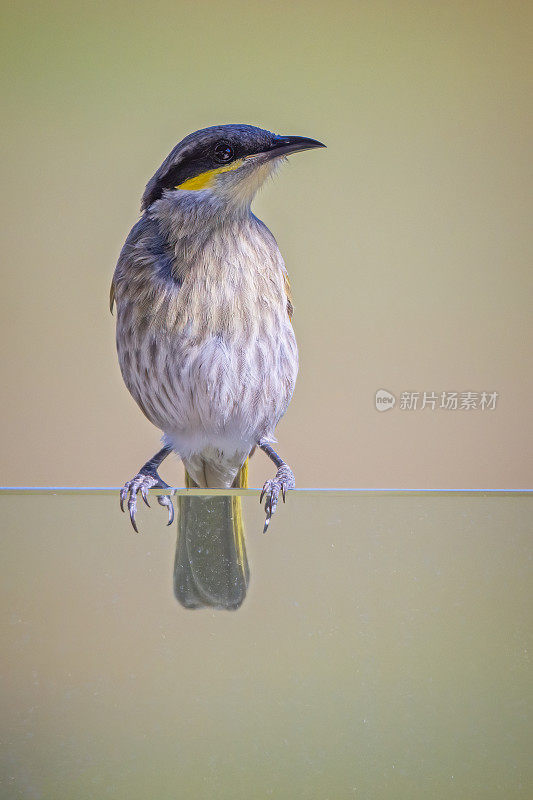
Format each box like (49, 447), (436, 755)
(264, 135), (326, 159)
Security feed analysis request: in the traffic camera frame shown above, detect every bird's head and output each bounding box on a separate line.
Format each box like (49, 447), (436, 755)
(141, 124), (325, 212)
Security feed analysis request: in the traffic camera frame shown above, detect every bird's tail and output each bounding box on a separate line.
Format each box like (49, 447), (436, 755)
(173, 460), (249, 609)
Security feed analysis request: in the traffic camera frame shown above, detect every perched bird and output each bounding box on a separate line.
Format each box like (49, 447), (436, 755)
(111, 124), (324, 534)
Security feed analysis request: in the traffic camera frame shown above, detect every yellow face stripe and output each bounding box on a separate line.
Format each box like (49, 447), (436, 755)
(175, 158), (244, 191)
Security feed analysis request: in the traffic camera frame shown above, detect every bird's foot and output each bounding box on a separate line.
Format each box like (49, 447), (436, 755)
(119, 469), (174, 532)
(259, 464), (295, 533)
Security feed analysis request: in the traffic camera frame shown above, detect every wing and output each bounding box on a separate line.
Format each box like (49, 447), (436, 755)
(110, 215), (178, 315)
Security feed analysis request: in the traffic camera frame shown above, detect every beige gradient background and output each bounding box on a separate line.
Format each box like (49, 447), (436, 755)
(1, 0), (531, 489)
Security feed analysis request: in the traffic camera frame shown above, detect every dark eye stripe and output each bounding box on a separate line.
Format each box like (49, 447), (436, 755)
(142, 133), (274, 208)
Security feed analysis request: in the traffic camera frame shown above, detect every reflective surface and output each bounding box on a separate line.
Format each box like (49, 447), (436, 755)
(1, 490), (532, 799)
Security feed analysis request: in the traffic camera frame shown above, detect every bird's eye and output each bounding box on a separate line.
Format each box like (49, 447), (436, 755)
(213, 142), (234, 164)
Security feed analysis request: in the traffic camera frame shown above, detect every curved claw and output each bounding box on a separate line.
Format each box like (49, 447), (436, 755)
(141, 486), (150, 507)
(119, 468), (170, 532)
(128, 496), (139, 533)
(267, 493), (278, 520)
(259, 487), (266, 504)
(157, 494), (175, 526)
(260, 465), (294, 533)
(119, 486), (128, 513)
(260, 481), (280, 533)
(167, 500), (174, 526)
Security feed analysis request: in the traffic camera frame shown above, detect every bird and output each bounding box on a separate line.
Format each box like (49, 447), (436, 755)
(111, 123), (325, 535)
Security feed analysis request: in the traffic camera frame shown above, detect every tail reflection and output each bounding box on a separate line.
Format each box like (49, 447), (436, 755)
(173, 488), (249, 611)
